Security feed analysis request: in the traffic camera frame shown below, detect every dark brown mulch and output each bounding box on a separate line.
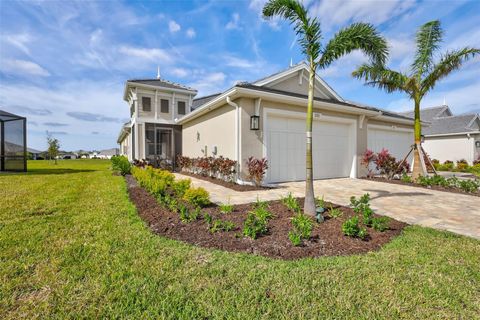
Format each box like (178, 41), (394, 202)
(179, 171), (277, 192)
(362, 177), (480, 197)
(126, 175), (407, 260)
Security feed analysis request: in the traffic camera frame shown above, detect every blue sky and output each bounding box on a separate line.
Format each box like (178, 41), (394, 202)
(1, 0), (479, 151)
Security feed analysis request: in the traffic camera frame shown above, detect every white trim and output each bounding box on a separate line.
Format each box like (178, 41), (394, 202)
(262, 107), (357, 182)
(359, 114), (365, 129)
(424, 131), (480, 138)
(466, 114), (480, 129)
(367, 123), (414, 133)
(302, 74), (331, 99)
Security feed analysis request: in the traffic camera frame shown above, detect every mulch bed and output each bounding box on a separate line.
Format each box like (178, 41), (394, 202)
(179, 171), (276, 192)
(126, 175), (407, 260)
(362, 177), (480, 197)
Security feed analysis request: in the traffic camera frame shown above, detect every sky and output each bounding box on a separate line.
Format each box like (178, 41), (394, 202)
(1, 0), (479, 151)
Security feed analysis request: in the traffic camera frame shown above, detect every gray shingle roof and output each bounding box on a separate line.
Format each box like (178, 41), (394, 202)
(400, 106), (479, 135)
(128, 79), (197, 92)
(235, 83), (413, 121)
(192, 93), (222, 110)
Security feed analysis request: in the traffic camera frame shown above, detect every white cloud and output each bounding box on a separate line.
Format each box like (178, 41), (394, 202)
(170, 67), (189, 78)
(310, 0), (416, 31)
(5, 33), (33, 55)
(188, 72), (226, 96)
(224, 55), (257, 69)
(118, 46), (174, 62)
(169, 20), (181, 33)
(226, 13), (241, 30)
(1, 59), (50, 76)
(186, 27), (196, 38)
(248, 0), (281, 30)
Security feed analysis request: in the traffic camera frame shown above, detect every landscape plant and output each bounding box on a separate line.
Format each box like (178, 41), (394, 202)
(246, 156), (268, 186)
(46, 132), (60, 164)
(242, 206), (273, 239)
(263, 0), (388, 215)
(289, 212), (314, 246)
(353, 20), (480, 180)
(183, 187), (210, 208)
(110, 155), (131, 176)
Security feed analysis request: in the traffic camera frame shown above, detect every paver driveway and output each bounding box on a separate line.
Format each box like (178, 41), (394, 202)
(175, 173), (480, 239)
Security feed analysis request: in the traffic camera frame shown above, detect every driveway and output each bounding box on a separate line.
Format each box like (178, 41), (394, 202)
(175, 173), (480, 240)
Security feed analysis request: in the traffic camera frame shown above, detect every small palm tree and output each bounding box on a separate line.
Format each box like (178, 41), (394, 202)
(353, 20), (479, 180)
(263, 0), (388, 216)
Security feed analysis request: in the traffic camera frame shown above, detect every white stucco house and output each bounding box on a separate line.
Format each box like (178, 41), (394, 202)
(118, 62), (415, 184)
(401, 105), (480, 164)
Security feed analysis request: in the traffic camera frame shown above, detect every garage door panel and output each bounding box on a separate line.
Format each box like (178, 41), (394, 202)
(267, 114), (354, 183)
(367, 127), (413, 168)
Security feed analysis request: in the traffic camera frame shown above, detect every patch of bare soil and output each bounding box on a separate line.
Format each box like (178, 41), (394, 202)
(126, 175), (407, 260)
(363, 177), (480, 197)
(179, 171), (277, 192)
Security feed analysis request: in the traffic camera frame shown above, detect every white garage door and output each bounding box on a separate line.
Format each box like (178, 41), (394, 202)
(367, 126), (413, 161)
(266, 114), (355, 183)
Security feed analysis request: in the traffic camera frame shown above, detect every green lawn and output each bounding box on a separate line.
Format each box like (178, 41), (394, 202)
(1, 160), (479, 319)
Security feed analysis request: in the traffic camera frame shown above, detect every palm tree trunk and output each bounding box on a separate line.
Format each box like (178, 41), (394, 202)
(304, 60), (316, 216)
(412, 98), (425, 180)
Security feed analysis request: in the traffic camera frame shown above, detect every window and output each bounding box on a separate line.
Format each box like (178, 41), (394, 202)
(161, 99), (169, 113)
(178, 101), (186, 115)
(142, 97), (151, 112)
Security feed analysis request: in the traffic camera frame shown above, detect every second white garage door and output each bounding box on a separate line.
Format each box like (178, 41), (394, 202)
(266, 114), (355, 183)
(367, 125), (413, 161)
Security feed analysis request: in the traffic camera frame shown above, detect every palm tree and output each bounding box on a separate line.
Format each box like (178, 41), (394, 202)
(263, 0), (388, 216)
(353, 20), (479, 180)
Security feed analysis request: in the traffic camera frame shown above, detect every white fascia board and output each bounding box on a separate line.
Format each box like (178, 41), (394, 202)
(424, 131), (480, 138)
(374, 115), (415, 125)
(126, 82), (198, 96)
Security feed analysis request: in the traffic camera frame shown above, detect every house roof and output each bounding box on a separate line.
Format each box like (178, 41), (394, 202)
(236, 83), (413, 121)
(192, 93), (222, 110)
(99, 148), (119, 156)
(400, 105), (479, 135)
(127, 79), (197, 92)
(0, 109), (26, 121)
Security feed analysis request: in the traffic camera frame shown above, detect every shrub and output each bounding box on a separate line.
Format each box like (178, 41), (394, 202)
(372, 216), (390, 232)
(401, 173), (413, 183)
(456, 159), (469, 172)
(328, 205), (343, 218)
(209, 219), (235, 233)
(281, 193), (301, 213)
(219, 201), (234, 214)
(374, 149), (398, 178)
(150, 178), (167, 196)
(361, 149), (376, 178)
(203, 212), (213, 225)
(243, 212), (269, 239)
(216, 156), (237, 181)
(246, 156), (268, 186)
(111, 155), (131, 175)
(342, 216), (368, 239)
(178, 155), (238, 182)
(173, 179), (191, 198)
(253, 197), (268, 210)
(315, 195), (325, 209)
(179, 206), (200, 223)
(289, 213), (314, 246)
(183, 187), (210, 207)
(458, 179), (480, 193)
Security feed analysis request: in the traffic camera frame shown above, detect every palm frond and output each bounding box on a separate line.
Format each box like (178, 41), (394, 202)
(263, 0), (321, 61)
(318, 23), (388, 68)
(352, 63), (413, 95)
(421, 47), (480, 96)
(412, 20), (443, 79)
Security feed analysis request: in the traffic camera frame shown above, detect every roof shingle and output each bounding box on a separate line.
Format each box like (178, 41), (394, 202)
(128, 79), (197, 92)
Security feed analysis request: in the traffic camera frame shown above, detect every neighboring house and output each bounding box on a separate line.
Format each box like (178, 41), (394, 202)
(27, 147), (42, 160)
(118, 62), (415, 184)
(401, 105), (480, 164)
(97, 148), (119, 159)
(61, 153), (77, 160)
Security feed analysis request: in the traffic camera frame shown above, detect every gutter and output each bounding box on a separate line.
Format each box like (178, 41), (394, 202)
(424, 131), (480, 138)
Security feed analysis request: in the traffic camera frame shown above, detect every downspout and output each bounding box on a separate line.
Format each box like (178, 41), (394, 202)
(226, 96), (241, 182)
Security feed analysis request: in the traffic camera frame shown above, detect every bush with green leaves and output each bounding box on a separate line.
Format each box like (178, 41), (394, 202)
(457, 179), (480, 193)
(209, 219), (235, 233)
(401, 173), (412, 183)
(173, 179), (191, 198)
(183, 187), (210, 208)
(328, 205), (343, 219)
(179, 206), (200, 223)
(242, 206), (272, 239)
(416, 174), (479, 193)
(288, 213), (314, 246)
(342, 216), (368, 239)
(253, 197), (268, 210)
(219, 201), (234, 214)
(371, 216), (390, 232)
(111, 155), (131, 176)
(281, 193), (301, 213)
(315, 195), (325, 209)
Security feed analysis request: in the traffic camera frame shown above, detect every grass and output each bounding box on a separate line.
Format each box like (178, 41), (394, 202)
(1, 160), (479, 319)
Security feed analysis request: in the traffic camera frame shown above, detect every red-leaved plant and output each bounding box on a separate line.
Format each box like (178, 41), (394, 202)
(361, 149), (410, 179)
(246, 157), (268, 186)
(361, 149), (376, 178)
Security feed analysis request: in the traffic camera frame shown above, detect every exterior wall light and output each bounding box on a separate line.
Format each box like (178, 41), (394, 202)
(250, 115), (260, 130)
(476, 141), (480, 148)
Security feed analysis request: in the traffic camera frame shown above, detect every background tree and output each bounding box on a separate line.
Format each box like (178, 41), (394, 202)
(352, 20), (479, 180)
(263, 0), (388, 216)
(46, 132), (60, 165)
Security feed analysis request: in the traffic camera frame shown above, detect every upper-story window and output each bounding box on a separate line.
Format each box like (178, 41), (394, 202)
(142, 97), (151, 112)
(161, 99), (169, 113)
(177, 101), (186, 115)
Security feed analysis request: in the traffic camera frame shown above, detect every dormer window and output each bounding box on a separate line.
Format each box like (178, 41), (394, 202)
(161, 99), (169, 113)
(142, 97), (151, 112)
(178, 101), (186, 115)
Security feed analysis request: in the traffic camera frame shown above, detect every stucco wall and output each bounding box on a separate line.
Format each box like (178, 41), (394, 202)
(182, 103), (237, 160)
(423, 135), (477, 164)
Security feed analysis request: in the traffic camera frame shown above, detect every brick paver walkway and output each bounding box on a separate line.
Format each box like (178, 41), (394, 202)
(175, 173), (480, 239)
